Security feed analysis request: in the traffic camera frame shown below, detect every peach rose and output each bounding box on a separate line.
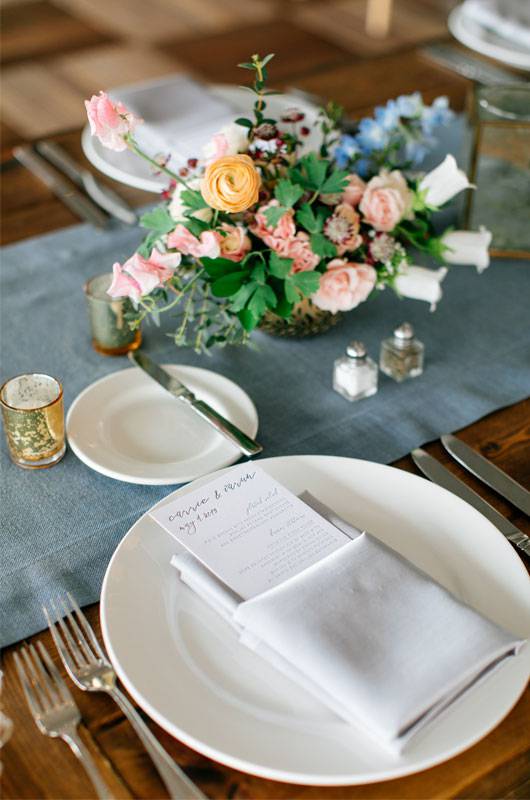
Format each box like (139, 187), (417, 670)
(85, 91), (139, 152)
(312, 258), (376, 313)
(201, 155), (261, 213)
(342, 174), (366, 207)
(219, 223), (251, 262)
(359, 169), (413, 232)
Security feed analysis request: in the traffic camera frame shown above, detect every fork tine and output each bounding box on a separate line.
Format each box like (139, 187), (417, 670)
(67, 592), (106, 661)
(36, 641), (74, 704)
(49, 597), (88, 669)
(20, 646), (50, 712)
(28, 643), (60, 708)
(14, 650), (43, 717)
(58, 595), (96, 664)
(43, 603), (82, 677)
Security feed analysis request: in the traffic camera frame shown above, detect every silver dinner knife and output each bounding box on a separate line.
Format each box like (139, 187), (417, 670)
(421, 44), (526, 85)
(36, 141), (137, 225)
(442, 434), (530, 517)
(14, 146), (108, 229)
(411, 449), (530, 557)
(129, 351), (263, 457)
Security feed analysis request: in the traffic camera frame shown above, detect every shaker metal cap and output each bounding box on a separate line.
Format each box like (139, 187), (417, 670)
(346, 340), (367, 359)
(393, 322), (414, 340)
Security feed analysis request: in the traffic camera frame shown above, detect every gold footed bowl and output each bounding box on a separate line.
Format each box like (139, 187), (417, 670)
(259, 298), (342, 338)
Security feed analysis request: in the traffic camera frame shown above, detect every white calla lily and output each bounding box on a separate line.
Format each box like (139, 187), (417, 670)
(441, 227), (492, 273)
(395, 265), (448, 311)
(419, 155), (472, 207)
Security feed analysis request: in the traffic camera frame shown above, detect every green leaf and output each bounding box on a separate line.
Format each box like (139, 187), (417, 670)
(263, 205), (288, 228)
(201, 257), (243, 279)
(139, 207), (174, 234)
(296, 203), (320, 234)
(211, 271), (248, 297)
(301, 153), (328, 190)
(238, 62), (255, 69)
(268, 252), (293, 279)
(284, 280), (300, 304)
(137, 230), (160, 258)
(291, 270), (321, 296)
(320, 169), (349, 194)
(275, 178), (304, 209)
(182, 217), (209, 237)
(310, 232), (336, 259)
(238, 308), (259, 331)
(261, 53), (275, 66)
(248, 285), (277, 318)
(235, 117), (253, 128)
(251, 263), (266, 284)
(274, 296), (294, 318)
(180, 189), (208, 211)
(229, 282), (257, 312)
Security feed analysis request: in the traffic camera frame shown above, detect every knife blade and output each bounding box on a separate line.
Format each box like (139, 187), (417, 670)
(14, 145), (108, 229)
(421, 44), (526, 85)
(36, 141), (137, 225)
(129, 351), (263, 457)
(411, 449), (530, 557)
(442, 434), (530, 516)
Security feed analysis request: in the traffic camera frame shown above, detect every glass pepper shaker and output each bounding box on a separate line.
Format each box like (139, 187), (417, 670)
(379, 322), (424, 382)
(333, 340), (378, 402)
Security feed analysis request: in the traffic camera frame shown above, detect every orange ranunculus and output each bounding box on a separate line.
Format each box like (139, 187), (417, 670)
(201, 155), (261, 213)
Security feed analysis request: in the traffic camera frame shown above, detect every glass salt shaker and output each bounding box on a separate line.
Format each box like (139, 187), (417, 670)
(379, 322), (424, 382)
(333, 340), (378, 402)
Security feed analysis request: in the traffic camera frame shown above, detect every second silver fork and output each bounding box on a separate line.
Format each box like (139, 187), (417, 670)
(44, 594), (207, 800)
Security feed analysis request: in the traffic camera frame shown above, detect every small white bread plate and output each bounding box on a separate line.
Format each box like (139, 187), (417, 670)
(66, 365), (258, 485)
(448, 5), (530, 71)
(81, 83), (320, 193)
(100, 455), (530, 785)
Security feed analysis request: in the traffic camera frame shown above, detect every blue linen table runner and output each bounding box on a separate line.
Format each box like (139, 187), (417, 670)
(1, 130), (530, 647)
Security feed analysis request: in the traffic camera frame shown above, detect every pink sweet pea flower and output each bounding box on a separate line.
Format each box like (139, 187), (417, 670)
(85, 91), (140, 152)
(312, 259), (376, 313)
(108, 249), (181, 304)
(167, 225), (221, 259)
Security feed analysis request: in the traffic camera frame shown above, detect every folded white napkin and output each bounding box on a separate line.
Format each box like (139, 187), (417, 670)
(171, 493), (525, 754)
(462, 0), (530, 50)
(110, 75), (236, 165)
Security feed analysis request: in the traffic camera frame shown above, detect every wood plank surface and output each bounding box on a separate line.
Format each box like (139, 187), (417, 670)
(1, 3), (529, 797)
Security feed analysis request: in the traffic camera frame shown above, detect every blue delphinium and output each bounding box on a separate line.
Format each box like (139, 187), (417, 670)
(334, 92), (454, 175)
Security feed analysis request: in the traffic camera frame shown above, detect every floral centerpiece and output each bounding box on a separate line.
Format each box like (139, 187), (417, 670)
(85, 54), (491, 351)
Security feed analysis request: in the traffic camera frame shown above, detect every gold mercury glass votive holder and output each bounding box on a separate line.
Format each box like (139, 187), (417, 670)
(84, 273), (142, 356)
(0, 373), (66, 469)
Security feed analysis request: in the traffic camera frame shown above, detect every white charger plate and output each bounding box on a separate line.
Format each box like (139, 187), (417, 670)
(448, 5), (530, 71)
(66, 365), (258, 485)
(81, 83), (320, 192)
(100, 455), (530, 785)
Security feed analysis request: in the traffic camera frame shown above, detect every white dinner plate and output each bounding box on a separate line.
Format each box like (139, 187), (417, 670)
(81, 83), (320, 192)
(448, 5), (530, 71)
(66, 365), (258, 485)
(100, 455), (530, 785)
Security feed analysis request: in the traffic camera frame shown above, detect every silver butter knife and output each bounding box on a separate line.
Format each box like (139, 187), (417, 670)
(421, 44), (526, 85)
(411, 448), (530, 557)
(14, 145), (108, 229)
(442, 434), (530, 517)
(36, 141), (137, 225)
(129, 351), (263, 457)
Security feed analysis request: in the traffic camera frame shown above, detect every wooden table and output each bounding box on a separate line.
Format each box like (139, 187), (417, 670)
(1, 51), (530, 800)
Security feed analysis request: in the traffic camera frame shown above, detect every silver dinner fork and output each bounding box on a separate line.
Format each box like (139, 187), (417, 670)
(14, 641), (114, 800)
(44, 593), (207, 800)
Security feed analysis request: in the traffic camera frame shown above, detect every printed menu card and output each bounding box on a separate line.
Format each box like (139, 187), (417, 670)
(150, 464), (349, 599)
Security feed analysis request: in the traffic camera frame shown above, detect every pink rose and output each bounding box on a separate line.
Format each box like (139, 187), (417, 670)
(108, 249), (181, 303)
(359, 170), (413, 232)
(250, 200), (296, 254)
(342, 174), (366, 207)
(84, 91), (140, 152)
(312, 258), (376, 313)
(219, 223), (251, 262)
(286, 232), (320, 272)
(167, 225), (221, 259)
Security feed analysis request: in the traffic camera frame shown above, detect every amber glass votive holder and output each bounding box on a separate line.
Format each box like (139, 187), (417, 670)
(84, 273), (142, 356)
(0, 373), (66, 468)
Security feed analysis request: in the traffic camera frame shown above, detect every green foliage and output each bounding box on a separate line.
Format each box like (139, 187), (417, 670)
(275, 178), (304, 208)
(139, 207), (174, 234)
(268, 252), (293, 279)
(310, 233), (336, 259)
(263, 205), (289, 228)
(180, 189), (208, 211)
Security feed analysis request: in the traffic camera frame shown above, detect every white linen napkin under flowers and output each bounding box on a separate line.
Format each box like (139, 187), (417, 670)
(171, 493), (525, 754)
